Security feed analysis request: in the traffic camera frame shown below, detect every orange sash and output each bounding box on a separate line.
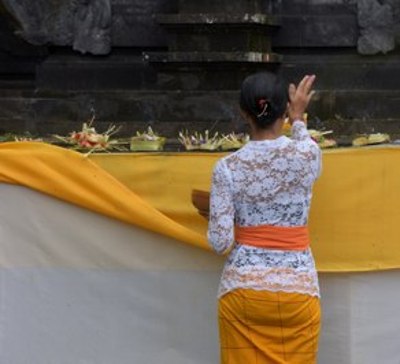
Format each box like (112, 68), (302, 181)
(235, 224), (310, 251)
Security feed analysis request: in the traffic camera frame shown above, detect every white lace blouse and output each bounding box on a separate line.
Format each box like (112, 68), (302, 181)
(208, 120), (322, 298)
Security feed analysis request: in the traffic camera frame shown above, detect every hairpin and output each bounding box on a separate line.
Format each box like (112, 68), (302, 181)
(257, 98), (269, 117)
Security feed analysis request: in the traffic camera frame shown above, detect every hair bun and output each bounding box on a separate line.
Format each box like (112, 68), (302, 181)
(239, 72), (288, 129)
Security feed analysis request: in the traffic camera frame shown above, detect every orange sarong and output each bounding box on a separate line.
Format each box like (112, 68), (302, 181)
(218, 289), (321, 364)
(235, 224), (310, 250)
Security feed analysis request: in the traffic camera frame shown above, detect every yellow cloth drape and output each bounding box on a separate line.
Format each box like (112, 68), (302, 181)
(1, 142), (400, 272)
(0, 142), (206, 249)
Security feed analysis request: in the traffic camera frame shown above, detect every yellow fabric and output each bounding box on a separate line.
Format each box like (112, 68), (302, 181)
(218, 289), (320, 364)
(0, 142), (206, 249)
(310, 147), (400, 271)
(89, 152), (215, 235)
(1, 142), (400, 271)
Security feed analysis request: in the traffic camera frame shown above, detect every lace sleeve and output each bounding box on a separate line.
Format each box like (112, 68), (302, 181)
(291, 120), (322, 179)
(291, 119), (311, 142)
(207, 159), (235, 255)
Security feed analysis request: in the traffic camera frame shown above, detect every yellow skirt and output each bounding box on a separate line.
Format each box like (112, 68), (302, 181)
(218, 289), (321, 364)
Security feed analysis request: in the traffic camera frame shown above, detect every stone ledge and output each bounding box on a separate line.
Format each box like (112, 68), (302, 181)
(145, 51), (282, 63)
(157, 13), (280, 27)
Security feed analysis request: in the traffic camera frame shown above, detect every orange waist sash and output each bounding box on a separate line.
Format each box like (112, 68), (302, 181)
(235, 224), (310, 251)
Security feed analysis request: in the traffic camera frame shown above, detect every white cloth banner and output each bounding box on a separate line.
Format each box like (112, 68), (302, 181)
(0, 184), (399, 364)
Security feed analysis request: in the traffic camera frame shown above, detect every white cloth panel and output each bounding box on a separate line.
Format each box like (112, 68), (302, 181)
(0, 184), (399, 364)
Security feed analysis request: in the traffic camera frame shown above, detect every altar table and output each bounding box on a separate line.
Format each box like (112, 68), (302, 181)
(0, 142), (399, 363)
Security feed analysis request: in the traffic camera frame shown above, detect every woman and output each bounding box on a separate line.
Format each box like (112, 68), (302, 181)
(208, 73), (321, 364)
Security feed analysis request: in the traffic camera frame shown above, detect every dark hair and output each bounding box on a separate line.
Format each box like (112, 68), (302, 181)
(239, 72), (289, 129)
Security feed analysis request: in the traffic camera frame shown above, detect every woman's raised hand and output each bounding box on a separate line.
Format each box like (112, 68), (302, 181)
(288, 75), (316, 124)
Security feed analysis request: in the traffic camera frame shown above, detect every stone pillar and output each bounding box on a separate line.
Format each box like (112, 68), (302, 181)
(146, 0), (282, 90)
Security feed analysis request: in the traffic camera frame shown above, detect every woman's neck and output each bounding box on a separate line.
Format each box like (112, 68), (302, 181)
(250, 119), (284, 141)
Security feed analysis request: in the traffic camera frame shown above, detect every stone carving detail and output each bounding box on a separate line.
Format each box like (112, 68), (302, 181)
(357, 0), (399, 55)
(1, 0), (112, 55)
(73, 0), (111, 54)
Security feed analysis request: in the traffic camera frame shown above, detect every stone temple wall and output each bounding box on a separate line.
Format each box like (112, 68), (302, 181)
(0, 0), (399, 140)
(2, 0), (400, 55)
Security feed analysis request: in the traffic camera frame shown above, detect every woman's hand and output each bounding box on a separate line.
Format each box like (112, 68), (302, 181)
(288, 75), (316, 124)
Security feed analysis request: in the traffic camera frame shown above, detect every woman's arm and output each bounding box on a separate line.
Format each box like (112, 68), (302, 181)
(291, 119), (311, 142)
(207, 160), (235, 255)
(288, 75), (322, 179)
(290, 120), (322, 180)
(288, 75), (316, 124)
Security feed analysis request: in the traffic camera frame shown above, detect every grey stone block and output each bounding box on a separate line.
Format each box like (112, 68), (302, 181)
(309, 90), (400, 121)
(274, 15), (358, 47)
(147, 53), (281, 90)
(169, 30), (273, 53)
(279, 53), (400, 90)
(278, 0), (357, 16)
(36, 54), (156, 91)
(111, 0), (177, 47)
(159, 13), (279, 52)
(178, 0), (273, 14)
(0, 52), (39, 75)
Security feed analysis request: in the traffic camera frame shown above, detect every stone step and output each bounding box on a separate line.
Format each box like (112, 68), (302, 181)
(0, 97), (33, 119)
(0, 117), (28, 134)
(311, 90), (400, 123)
(0, 79), (35, 90)
(278, 52), (400, 90)
(1, 90), (400, 137)
(36, 50), (400, 92)
(312, 118), (400, 141)
(36, 54), (156, 91)
(0, 58), (39, 75)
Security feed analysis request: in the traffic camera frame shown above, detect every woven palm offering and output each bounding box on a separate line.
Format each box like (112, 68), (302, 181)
(130, 127), (166, 151)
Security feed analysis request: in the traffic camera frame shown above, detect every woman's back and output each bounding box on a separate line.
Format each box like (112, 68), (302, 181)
(225, 124), (320, 227)
(208, 121), (321, 298)
(209, 121), (321, 252)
